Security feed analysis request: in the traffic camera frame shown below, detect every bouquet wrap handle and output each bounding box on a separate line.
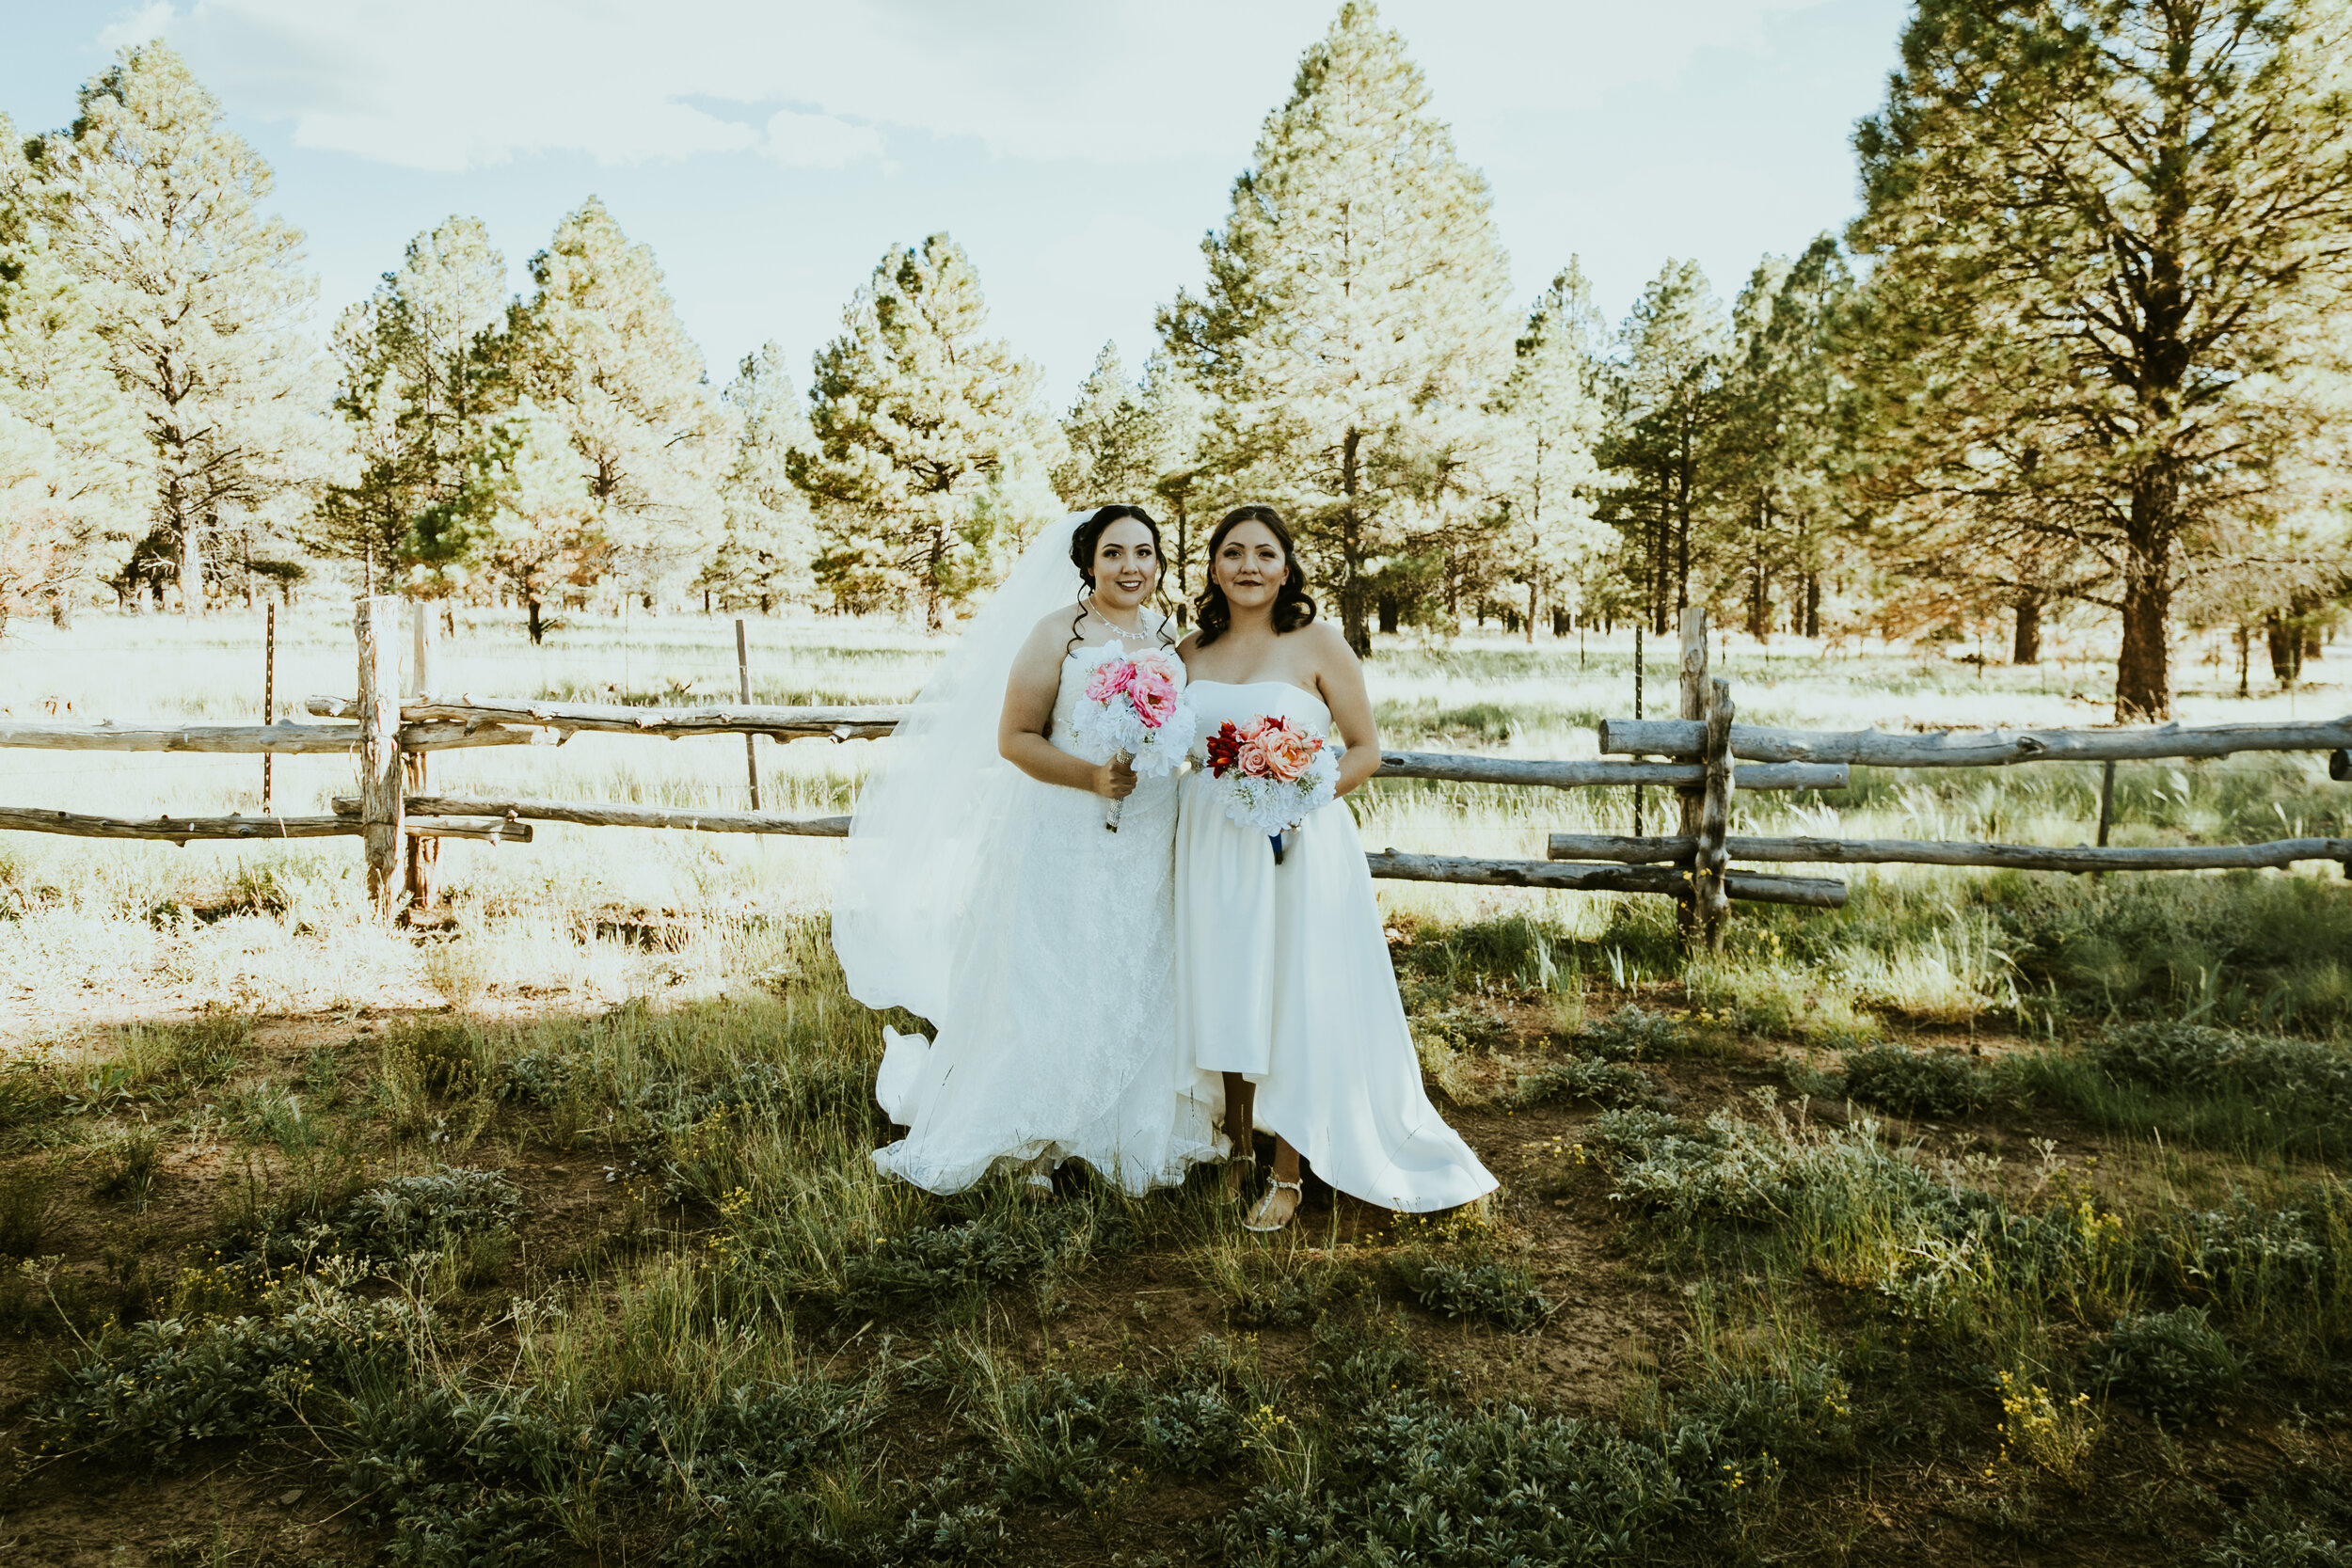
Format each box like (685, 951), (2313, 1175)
(1104, 751), (1130, 832)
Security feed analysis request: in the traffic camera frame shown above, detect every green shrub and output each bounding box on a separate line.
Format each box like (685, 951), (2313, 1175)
(1590, 1108), (1802, 1226)
(2094, 1024), (2352, 1111)
(1580, 1006), (1686, 1061)
(1390, 1258), (1552, 1331)
(1839, 1045), (1995, 1118)
(1512, 1053), (1654, 1110)
(2092, 1306), (2242, 1425)
(335, 1165), (520, 1259)
(1216, 1393), (1748, 1566)
(835, 1202), (1134, 1316)
(1677, 1357), (1856, 1462)
(1139, 1386), (1244, 1476)
(38, 1275), (412, 1467)
(2201, 1497), (2352, 1567)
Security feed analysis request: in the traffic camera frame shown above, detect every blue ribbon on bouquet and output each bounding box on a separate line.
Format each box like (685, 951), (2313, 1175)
(1269, 831), (1286, 864)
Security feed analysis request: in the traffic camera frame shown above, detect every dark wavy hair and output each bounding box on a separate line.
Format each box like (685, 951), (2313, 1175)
(1191, 505), (1316, 648)
(1065, 504), (1174, 655)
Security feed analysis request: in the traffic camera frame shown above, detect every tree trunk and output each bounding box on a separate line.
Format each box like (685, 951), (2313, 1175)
(2012, 589), (2042, 663)
(51, 593), (72, 631)
(1527, 578), (1537, 644)
(527, 595), (545, 646)
(2265, 612), (2303, 686)
(2113, 462), (2176, 721)
(1378, 595), (1399, 635)
(1804, 571), (1821, 639)
(180, 520), (203, 617)
(1339, 428), (1370, 656)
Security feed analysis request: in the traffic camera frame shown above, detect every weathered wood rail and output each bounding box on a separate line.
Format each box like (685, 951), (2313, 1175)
(3, 596), (2345, 933)
(0, 807), (529, 846)
(1549, 832), (2352, 875)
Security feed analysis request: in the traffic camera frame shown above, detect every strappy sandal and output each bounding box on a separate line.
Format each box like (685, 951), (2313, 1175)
(1242, 1178), (1303, 1233)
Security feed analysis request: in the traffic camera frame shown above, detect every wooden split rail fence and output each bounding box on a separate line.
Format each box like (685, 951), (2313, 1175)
(2, 597), (2348, 942)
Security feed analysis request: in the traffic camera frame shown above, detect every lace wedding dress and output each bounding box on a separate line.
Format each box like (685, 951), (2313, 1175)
(1174, 678), (1496, 1212)
(863, 640), (1224, 1195)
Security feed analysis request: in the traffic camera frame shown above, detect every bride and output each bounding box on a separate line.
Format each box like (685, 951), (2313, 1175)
(833, 506), (1223, 1195)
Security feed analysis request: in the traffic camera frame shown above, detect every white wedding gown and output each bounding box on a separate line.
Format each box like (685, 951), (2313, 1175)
(1173, 679), (1497, 1213)
(869, 643), (1224, 1196)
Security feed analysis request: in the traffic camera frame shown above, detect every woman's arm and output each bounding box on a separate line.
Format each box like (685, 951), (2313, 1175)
(1311, 626), (1383, 797)
(999, 614), (1136, 799)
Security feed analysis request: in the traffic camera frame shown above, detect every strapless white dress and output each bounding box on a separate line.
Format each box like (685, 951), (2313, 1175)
(870, 645), (1224, 1195)
(1172, 679), (1497, 1212)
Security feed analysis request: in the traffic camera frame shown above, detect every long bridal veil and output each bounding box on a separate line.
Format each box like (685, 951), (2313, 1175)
(831, 512), (1089, 1028)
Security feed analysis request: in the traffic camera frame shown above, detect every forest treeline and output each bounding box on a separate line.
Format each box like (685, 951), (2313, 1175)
(4, 1), (2351, 718)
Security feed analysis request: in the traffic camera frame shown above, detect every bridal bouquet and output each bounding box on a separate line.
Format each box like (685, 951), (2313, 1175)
(1067, 645), (1195, 831)
(1201, 714), (1338, 863)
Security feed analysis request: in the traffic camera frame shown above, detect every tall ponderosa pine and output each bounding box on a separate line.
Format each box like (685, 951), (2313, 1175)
(0, 114), (144, 631)
(1719, 237), (1852, 640)
(793, 233), (1055, 628)
(1495, 260), (1608, 640)
(1161, 1), (1515, 653)
(33, 41), (321, 616)
(1599, 261), (1731, 633)
(310, 215), (508, 592)
(1851, 0), (2352, 719)
(512, 198), (730, 608)
(704, 341), (818, 613)
(1057, 341), (1167, 508)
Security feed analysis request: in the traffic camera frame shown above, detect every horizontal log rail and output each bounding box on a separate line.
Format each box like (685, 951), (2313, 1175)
(1598, 713), (2352, 768)
(1375, 751), (1845, 792)
(1366, 849), (1848, 909)
(306, 694), (901, 742)
(0, 807), (530, 845)
(1548, 831), (2352, 874)
(332, 793), (851, 837)
(0, 721), (549, 753)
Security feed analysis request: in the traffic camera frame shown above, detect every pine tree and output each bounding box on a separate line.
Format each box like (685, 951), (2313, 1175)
(1597, 261), (1731, 632)
(703, 342), (818, 613)
(792, 233), (1055, 628)
(308, 215), (508, 593)
(1057, 341), (1166, 507)
(31, 41), (323, 616)
(1851, 0), (2352, 719)
(1160, 2), (1515, 653)
(1717, 237), (1853, 640)
(512, 198), (730, 610)
(1495, 260), (1608, 640)
(410, 401), (595, 645)
(0, 114), (144, 632)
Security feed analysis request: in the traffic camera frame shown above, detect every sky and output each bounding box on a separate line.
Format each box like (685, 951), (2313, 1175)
(1, 0), (1913, 409)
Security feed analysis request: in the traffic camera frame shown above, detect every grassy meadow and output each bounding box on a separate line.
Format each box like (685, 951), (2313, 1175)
(0, 602), (2347, 1566)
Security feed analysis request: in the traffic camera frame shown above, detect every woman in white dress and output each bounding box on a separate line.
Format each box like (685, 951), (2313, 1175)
(834, 507), (1223, 1196)
(1174, 506), (1497, 1231)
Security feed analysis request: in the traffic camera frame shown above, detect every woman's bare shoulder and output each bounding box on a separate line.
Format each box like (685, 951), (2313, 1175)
(1295, 621), (1358, 662)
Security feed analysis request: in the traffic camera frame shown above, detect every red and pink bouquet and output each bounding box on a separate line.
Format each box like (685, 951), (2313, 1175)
(1202, 714), (1339, 861)
(1068, 645), (1195, 831)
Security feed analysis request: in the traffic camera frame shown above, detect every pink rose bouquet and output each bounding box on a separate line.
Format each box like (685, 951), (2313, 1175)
(1201, 713), (1340, 862)
(1066, 644), (1196, 831)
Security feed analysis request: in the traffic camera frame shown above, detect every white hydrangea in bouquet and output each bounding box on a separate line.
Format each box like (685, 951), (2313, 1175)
(1065, 644), (1196, 831)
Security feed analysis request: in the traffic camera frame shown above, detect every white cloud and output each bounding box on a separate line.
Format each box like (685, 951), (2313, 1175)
(761, 108), (883, 168)
(103, 0), (1841, 171)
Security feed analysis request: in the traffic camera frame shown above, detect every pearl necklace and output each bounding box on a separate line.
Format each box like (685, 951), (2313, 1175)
(1089, 602), (1160, 646)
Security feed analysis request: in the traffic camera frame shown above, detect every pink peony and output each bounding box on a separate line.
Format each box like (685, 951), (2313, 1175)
(1084, 659), (1135, 704)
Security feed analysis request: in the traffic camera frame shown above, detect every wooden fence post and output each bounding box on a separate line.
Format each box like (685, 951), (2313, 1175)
(1698, 676), (1735, 950)
(356, 596), (405, 916)
(262, 603), (275, 813)
(736, 617), (760, 810)
(1677, 607), (1708, 945)
(405, 600), (438, 911)
(1632, 625), (1645, 837)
